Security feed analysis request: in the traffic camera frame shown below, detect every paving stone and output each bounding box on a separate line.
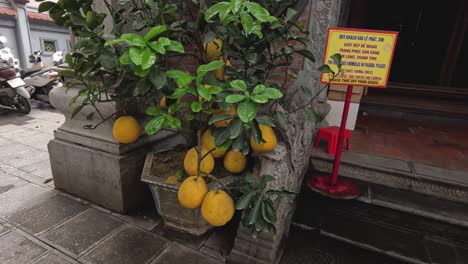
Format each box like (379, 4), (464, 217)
(82, 225), (169, 264)
(0, 184), (55, 216)
(30, 250), (78, 264)
(41, 209), (124, 257)
(152, 242), (222, 264)
(1, 150), (49, 168)
(0, 143), (37, 157)
(8, 194), (88, 234)
(152, 223), (211, 250)
(0, 170), (28, 194)
(0, 137), (14, 147)
(0, 231), (49, 264)
(0, 128), (43, 140)
(111, 206), (161, 231)
(19, 160), (52, 179)
(0, 163), (50, 186)
(14, 133), (54, 150)
(0, 124), (24, 134)
(0, 219), (14, 236)
(202, 225), (237, 260)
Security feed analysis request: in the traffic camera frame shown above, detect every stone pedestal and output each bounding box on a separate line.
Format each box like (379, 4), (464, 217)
(48, 85), (176, 213)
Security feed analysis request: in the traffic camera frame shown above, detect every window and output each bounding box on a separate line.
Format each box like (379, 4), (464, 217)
(42, 40), (57, 52)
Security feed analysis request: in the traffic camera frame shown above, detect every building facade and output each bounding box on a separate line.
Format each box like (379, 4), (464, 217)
(0, 0), (70, 68)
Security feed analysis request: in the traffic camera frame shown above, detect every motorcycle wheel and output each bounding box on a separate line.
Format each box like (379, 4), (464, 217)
(15, 96), (32, 114)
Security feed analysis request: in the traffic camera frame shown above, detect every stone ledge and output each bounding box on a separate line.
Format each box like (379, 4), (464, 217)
(310, 150), (468, 227)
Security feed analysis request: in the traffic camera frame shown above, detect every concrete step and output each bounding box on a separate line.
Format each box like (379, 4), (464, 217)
(310, 150), (468, 228)
(293, 190), (468, 264)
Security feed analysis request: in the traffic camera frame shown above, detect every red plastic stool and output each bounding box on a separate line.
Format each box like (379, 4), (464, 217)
(314, 126), (350, 155)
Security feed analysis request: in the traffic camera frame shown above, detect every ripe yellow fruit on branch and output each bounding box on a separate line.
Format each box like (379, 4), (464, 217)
(178, 176), (208, 209)
(112, 116), (141, 144)
(160, 96), (167, 109)
(215, 57), (231, 80)
(212, 105), (236, 127)
(201, 190), (235, 226)
(250, 124), (277, 153)
(205, 38), (223, 61)
(223, 150), (246, 174)
(184, 147), (215, 176)
(201, 130), (226, 158)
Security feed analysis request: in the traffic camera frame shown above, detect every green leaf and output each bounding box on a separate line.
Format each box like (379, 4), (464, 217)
(208, 114), (231, 125)
(135, 78), (151, 95)
(214, 127), (230, 146)
(121, 33), (146, 47)
(175, 169), (184, 181)
(229, 80), (247, 92)
(251, 119), (262, 144)
(119, 51), (131, 64)
(149, 68), (167, 89)
(168, 87), (188, 99)
(144, 25), (167, 41)
(264, 88), (283, 99)
(331, 53), (342, 69)
(225, 94), (245, 103)
(285, 8), (298, 21)
(69, 12), (86, 25)
(168, 103), (183, 114)
(247, 198), (262, 225)
(129, 47), (143, 65)
(99, 50), (116, 69)
(166, 70), (194, 87)
(197, 84), (212, 101)
(236, 192), (256, 210)
(197, 61), (224, 77)
(164, 115), (181, 128)
(230, 0), (242, 13)
(275, 112), (288, 126)
(250, 95), (268, 103)
(261, 200), (276, 224)
(232, 136), (245, 151)
(206, 85), (223, 95)
(318, 64), (334, 74)
(191, 102), (202, 112)
(295, 50), (315, 62)
(240, 12), (254, 35)
(228, 118), (242, 139)
(158, 37), (171, 47)
(149, 40), (165, 54)
(205, 2), (230, 21)
(165, 40), (184, 53)
(237, 101), (257, 123)
(141, 47), (156, 70)
(86, 112), (94, 121)
(255, 116), (275, 127)
(245, 2), (277, 23)
(38, 1), (56, 12)
(145, 106), (162, 116)
(252, 84), (265, 94)
(104, 38), (124, 47)
(145, 116), (164, 135)
(259, 175), (275, 190)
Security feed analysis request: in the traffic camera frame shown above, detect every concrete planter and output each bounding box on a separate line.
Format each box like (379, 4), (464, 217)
(141, 150), (240, 236)
(48, 84), (178, 213)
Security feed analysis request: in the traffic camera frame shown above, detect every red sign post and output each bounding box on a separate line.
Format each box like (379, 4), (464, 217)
(308, 27), (398, 199)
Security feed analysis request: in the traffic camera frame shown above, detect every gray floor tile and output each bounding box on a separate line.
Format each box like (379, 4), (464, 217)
(19, 160), (52, 179)
(41, 209), (123, 257)
(82, 225), (170, 264)
(0, 170), (28, 195)
(1, 150), (49, 168)
(0, 220), (14, 237)
(152, 242), (222, 264)
(30, 250), (78, 264)
(8, 194), (88, 234)
(0, 184), (55, 216)
(0, 163), (50, 186)
(0, 231), (48, 264)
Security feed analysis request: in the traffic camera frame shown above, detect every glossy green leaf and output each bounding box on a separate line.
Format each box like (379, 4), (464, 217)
(318, 64), (334, 74)
(164, 115), (181, 128)
(165, 40), (185, 53)
(144, 25), (167, 41)
(214, 127), (230, 146)
(295, 50), (315, 62)
(197, 84), (212, 101)
(129, 47), (143, 65)
(250, 94), (268, 103)
(141, 47), (156, 70)
(245, 2), (277, 23)
(237, 101), (257, 123)
(229, 80), (247, 92)
(197, 61), (224, 76)
(236, 192), (256, 210)
(225, 94), (245, 103)
(264, 88), (283, 99)
(228, 118), (242, 138)
(145, 105), (162, 116)
(251, 119), (262, 144)
(148, 68), (167, 89)
(255, 115), (275, 127)
(145, 116), (164, 135)
(261, 200), (276, 224)
(240, 12), (254, 34)
(205, 2), (230, 21)
(252, 84), (265, 94)
(38, 1), (56, 12)
(191, 102), (202, 112)
(121, 33), (146, 47)
(208, 114), (231, 125)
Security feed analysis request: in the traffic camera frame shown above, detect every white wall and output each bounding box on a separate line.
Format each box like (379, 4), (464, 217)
(0, 19), (20, 60)
(29, 25), (70, 66)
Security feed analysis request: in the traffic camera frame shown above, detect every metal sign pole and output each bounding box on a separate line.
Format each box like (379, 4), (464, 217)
(307, 85), (360, 199)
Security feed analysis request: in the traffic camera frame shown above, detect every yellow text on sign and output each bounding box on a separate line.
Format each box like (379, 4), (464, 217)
(321, 28), (398, 88)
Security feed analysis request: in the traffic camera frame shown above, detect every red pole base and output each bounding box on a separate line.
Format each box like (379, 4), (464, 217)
(307, 175), (360, 200)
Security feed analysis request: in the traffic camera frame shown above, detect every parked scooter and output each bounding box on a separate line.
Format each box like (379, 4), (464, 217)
(0, 36), (31, 114)
(52, 50), (64, 66)
(21, 50), (63, 105)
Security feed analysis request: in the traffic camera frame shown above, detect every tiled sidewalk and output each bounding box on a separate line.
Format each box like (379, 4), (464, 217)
(0, 105), (227, 264)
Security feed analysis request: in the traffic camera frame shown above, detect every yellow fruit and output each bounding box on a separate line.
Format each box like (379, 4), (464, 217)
(213, 105), (236, 127)
(205, 38), (223, 61)
(164, 175), (178, 185)
(112, 116), (141, 144)
(201, 130), (226, 158)
(201, 190), (235, 226)
(178, 176), (208, 208)
(250, 124), (278, 153)
(160, 96), (167, 109)
(184, 147), (215, 176)
(215, 57), (232, 80)
(223, 150), (246, 174)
